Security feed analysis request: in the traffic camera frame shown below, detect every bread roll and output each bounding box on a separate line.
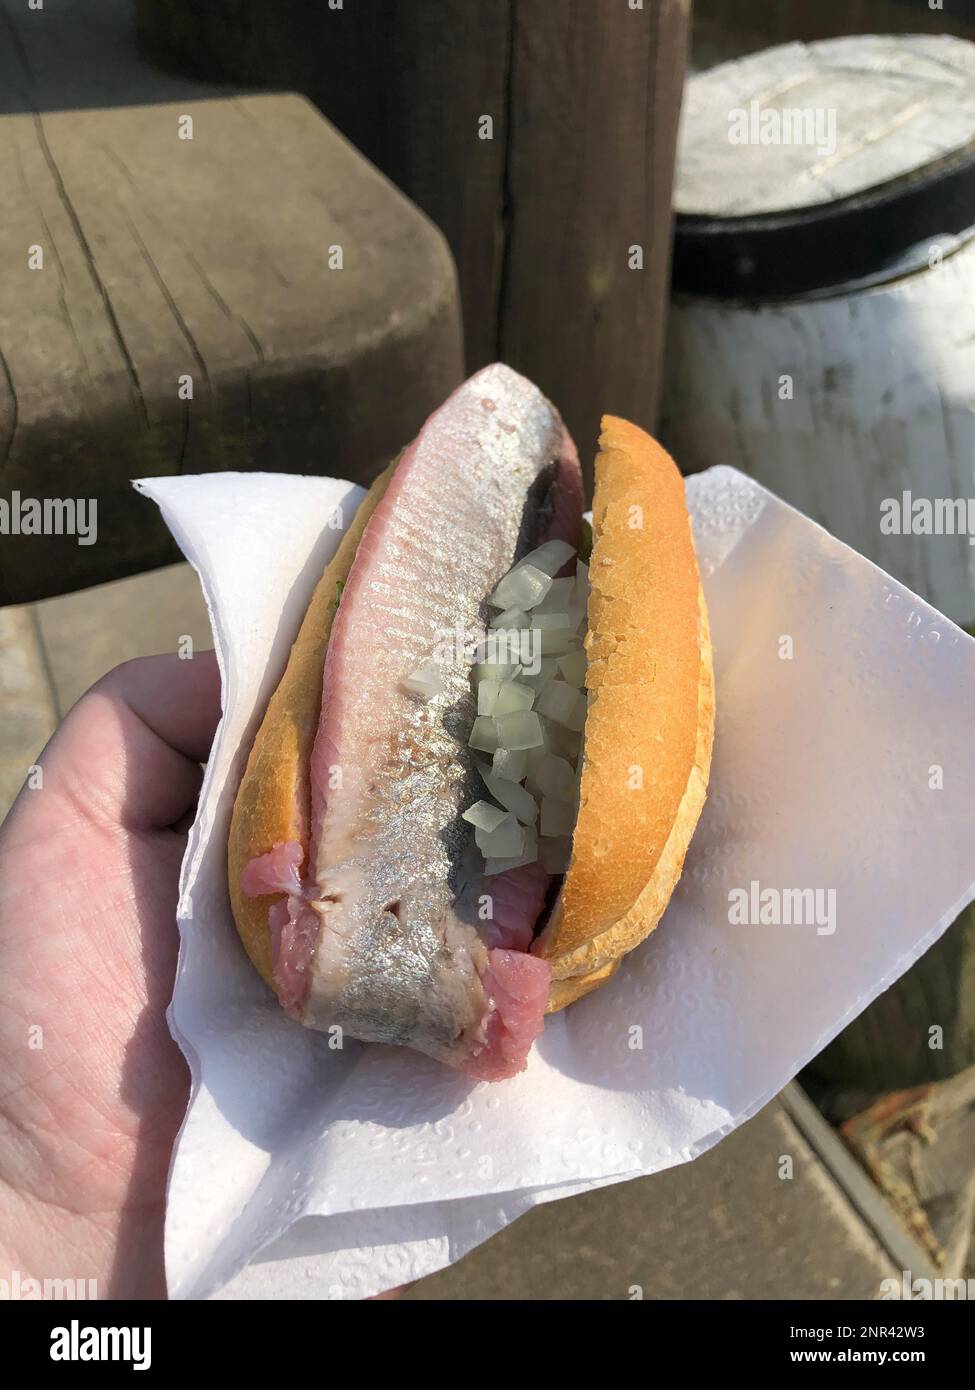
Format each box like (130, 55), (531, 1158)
(532, 416), (715, 1009)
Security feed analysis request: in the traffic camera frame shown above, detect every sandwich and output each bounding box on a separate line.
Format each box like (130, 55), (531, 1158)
(228, 364), (714, 1080)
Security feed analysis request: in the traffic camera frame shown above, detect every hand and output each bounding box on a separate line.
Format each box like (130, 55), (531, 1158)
(0, 651), (221, 1299)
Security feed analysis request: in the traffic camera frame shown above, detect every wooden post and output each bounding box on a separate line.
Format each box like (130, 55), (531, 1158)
(136, 0), (691, 485)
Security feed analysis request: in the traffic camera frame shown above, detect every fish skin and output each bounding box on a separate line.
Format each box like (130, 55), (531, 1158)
(296, 364), (580, 1072)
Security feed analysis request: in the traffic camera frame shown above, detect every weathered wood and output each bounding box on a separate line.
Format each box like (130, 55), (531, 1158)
(136, 0), (510, 375)
(136, 0), (690, 485)
(840, 1067), (975, 1273)
(500, 0), (690, 478)
(809, 906), (975, 1092)
(693, 0), (975, 69)
(0, 3), (462, 604)
(668, 31), (975, 1095)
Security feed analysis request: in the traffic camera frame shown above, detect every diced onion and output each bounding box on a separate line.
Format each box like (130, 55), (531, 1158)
(536, 681), (587, 731)
(474, 660), (521, 684)
(493, 680), (534, 715)
(483, 825), (539, 875)
(474, 812), (524, 858)
(467, 534), (591, 879)
(536, 753), (576, 802)
(491, 747), (528, 781)
(490, 563), (552, 612)
(533, 576), (576, 614)
(490, 606), (530, 630)
(518, 657), (558, 691)
(479, 763), (538, 824)
(469, 715), (500, 752)
(462, 800), (507, 832)
(496, 709), (545, 751)
(477, 680), (500, 715)
(540, 796), (576, 837)
(538, 627), (581, 656)
(556, 649), (587, 688)
(513, 539), (576, 578)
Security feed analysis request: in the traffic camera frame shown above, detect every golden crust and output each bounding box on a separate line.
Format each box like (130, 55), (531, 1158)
(227, 464), (396, 990)
(534, 416), (714, 1010)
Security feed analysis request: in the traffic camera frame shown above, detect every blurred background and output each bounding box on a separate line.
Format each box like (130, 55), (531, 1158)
(2, 0), (974, 1297)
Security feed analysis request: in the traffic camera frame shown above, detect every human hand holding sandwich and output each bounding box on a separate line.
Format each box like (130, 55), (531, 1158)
(0, 365), (711, 1297)
(0, 651), (220, 1298)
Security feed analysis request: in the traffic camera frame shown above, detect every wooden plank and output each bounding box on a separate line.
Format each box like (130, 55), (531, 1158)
(501, 0), (690, 486)
(136, 0), (511, 375)
(0, 5), (463, 603)
(136, 0), (691, 479)
(694, 0), (975, 66)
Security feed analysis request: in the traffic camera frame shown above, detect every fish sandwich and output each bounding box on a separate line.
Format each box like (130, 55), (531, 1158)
(229, 364), (714, 1081)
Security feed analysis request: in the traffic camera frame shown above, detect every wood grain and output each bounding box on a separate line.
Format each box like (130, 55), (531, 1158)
(137, 0), (691, 487)
(0, 2), (462, 603)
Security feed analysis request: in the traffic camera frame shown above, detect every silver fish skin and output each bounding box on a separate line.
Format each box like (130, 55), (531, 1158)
(303, 363), (576, 1066)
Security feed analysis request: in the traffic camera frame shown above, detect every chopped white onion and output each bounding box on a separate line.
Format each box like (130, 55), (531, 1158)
(536, 752), (576, 802)
(462, 800), (507, 832)
(574, 560), (589, 608)
(556, 649), (587, 688)
(493, 680), (534, 716)
(518, 656), (558, 691)
(467, 535), (591, 878)
(490, 606), (530, 630)
(496, 709), (545, 750)
(477, 680), (500, 716)
(537, 627), (579, 656)
(474, 660), (521, 685)
(478, 763), (538, 824)
(533, 576), (576, 614)
(491, 747), (527, 781)
(514, 539), (576, 578)
(483, 825), (539, 875)
(536, 681), (587, 731)
(490, 563), (552, 612)
(474, 812), (524, 859)
(469, 715), (500, 752)
(540, 796), (576, 837)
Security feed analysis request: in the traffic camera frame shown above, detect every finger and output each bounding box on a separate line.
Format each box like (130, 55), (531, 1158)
(88, 648), (222, 765)
(31, 651), (221, 833)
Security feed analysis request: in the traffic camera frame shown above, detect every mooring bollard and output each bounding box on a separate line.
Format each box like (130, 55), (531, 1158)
(662, 34), (975, 631)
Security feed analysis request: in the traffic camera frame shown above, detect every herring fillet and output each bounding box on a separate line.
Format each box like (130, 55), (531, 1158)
(298, 364), (581, 1074)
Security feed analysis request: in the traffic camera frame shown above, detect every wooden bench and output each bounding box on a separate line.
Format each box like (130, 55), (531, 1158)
(0, 3), (462, 603)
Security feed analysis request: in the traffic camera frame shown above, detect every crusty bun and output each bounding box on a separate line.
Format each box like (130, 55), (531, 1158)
(532, 416), (715, 1010)
(228, 462), (396, 989)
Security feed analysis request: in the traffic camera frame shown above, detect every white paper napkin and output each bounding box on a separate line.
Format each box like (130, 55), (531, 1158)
(134, 465), (975, 1300)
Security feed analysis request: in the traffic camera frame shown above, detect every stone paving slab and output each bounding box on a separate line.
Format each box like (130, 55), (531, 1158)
(33, 561), (211, 717)
(0, 604), (58, 817)
(404, 1095), (900, 1300)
